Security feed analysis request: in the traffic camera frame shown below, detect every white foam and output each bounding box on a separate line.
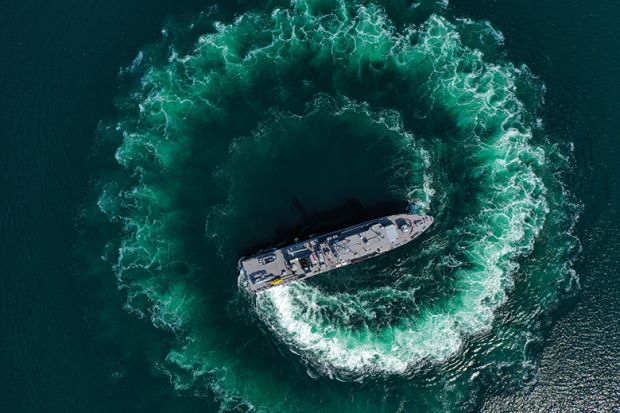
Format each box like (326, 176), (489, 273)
(102, 0), (580, 401)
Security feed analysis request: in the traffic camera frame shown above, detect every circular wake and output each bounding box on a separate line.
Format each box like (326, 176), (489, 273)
(94, 0), (580, 410)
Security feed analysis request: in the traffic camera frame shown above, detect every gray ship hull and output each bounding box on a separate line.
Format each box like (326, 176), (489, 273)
(239, 214), (433, 292)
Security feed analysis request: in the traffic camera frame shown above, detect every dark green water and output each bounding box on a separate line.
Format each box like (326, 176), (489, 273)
(2, 0), (619, 412)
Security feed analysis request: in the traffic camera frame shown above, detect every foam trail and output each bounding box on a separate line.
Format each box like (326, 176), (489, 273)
(94, 0), (580, 409)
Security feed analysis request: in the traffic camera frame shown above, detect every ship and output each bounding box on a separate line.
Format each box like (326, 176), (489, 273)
(239, 213), (433, 292)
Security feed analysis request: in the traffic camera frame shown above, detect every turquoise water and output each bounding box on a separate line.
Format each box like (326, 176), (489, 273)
(94, 0), (580, 410)
(3, 0), (619, 411)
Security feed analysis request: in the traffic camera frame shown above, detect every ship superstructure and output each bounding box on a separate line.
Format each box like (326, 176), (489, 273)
(239, 213), (433, 292)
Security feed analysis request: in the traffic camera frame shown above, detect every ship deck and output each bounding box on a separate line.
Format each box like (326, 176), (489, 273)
(240, 214), (433, 292)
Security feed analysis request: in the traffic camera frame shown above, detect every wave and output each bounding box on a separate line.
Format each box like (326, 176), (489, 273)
(94, 0), (580, 410)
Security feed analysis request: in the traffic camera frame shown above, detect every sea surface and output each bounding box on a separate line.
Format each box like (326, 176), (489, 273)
(2, 0), (619, 412)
